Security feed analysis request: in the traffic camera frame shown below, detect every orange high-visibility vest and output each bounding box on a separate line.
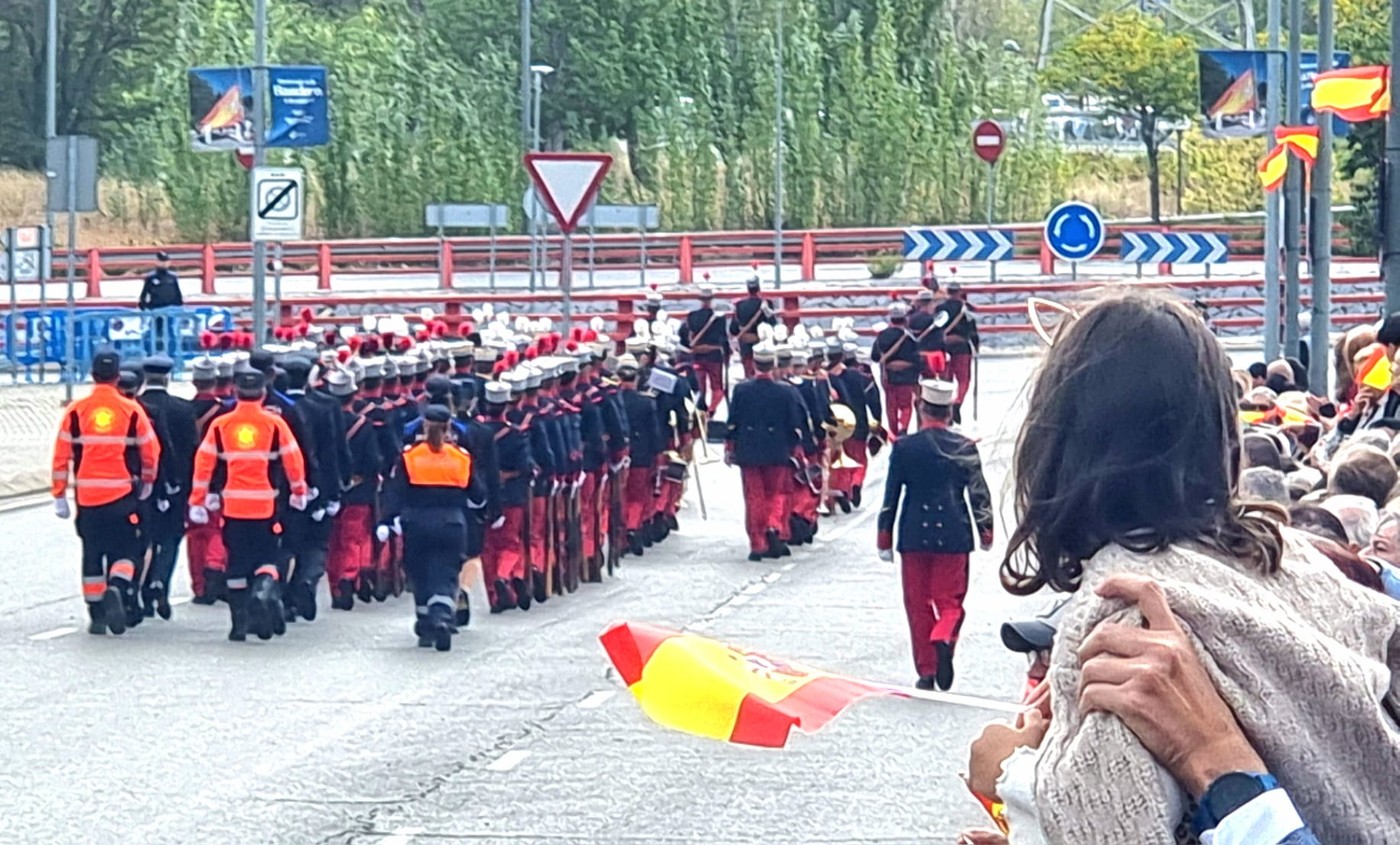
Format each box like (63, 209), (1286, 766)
(190, 400), (307, 519)
(51, 383), (161, 507)
(402, 442), (473, 489)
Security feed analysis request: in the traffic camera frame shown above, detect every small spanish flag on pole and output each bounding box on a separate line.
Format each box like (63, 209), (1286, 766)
(1357, 345), (1394, 392)
(1257, 144), (1289, 192)
(1274, 125), (1320, 167)
(1311, 65), (1390, 123)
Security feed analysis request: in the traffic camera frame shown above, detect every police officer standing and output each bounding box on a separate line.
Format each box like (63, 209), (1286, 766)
(725, 342), (807, 561)
(136, 355), (198, 620)
(876, 379), (992, 691)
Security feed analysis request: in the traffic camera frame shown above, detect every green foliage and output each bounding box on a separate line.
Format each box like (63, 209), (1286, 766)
(1041, 13), (1197, 221)
(867, 253), (902, 278)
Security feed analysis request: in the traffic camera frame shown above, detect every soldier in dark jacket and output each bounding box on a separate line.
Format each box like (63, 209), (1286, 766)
(136, 355), (198, 620)
(726, 343), (808, 561)
(932, 283), (980, 424)
(877, 379), (992, 692)
(481, 378), (536, 612)
(327, 370), (380, 611)
(832, 342), (882, 507)
(681, 285), (728, 415)
(728, 274), (776, 380)
(617, 355), (663, 557)
(280, 354), (347, 622)
(870, 303), (922, 439)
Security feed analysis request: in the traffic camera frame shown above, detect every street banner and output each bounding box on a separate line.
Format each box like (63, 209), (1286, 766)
(188, 66), (330, 151)
(1197, 50), (1351, 139)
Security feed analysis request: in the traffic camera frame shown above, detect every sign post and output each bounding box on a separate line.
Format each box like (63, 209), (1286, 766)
(523, 153), (613, 329)
(972, 120), (1006, 280)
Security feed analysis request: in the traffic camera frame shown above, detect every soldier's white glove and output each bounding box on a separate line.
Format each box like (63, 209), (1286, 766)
(877, 549), (894, 563)
(325, 500), (342, 517)
(491, 516), (506, 530)
(156, 499), (171, 513)
(311, 508), (326, 522)
(551, 480), (562, 496)
(53, 497), (71, 520)
(289, 493), (309, 511)
(188, 505), (210, 525)
(139, 482), (154, 501)
(375, 524), (391, 543)
(206, 493), (222, 512)
(307, 487), (320, 502)
(164, 482), (182, 496)
(391, 516), (403, 536)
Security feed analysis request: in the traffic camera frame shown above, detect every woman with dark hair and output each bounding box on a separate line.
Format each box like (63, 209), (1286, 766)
(380, 405), (486, 651)
(971, 291), (1400, 845)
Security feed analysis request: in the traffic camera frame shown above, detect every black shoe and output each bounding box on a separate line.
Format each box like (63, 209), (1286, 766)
(87, 618), (106, 635)
(298, 584), (318, 622)
(788, 516), (808, 546)
(154, 591), (172, 621)
(357, 573), (375, 604)
(373, 577), (391, 603)
(491, 579), (510, 613)
(641, 521), (655, 547)
(952, 404), (963, 425)
(851, 485), (862, 508)
(141, 589), (157, 618)
(626, 531), (644, 557)
(191, 593), (217, 606)
(513, 577), (532, 611)
(934, 641), (955, 691)
(764, 530), (790, 560)
(665, 513), (679, 531)
(228, 602), (248, 642)
(455, 591), (471, 628)
(914, 675), (938, 691)
(102, 587), (128, 636)
(433, 624), (452, 652)
(249, 577), (278, 641)
(333, 580), (355, 611)
(532, 570), (548, 604)
(838, 496), (852, 515)
(747, 551), (765, 562)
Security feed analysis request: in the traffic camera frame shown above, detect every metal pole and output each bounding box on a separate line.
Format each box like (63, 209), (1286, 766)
(638, 207), (648, 288)
(1310, 0), (1334, 392)
(530, 70), (544, 292)
(1282, 0), (1303, 356)
(273, 241), (284, 327)
(520, 0), (532, 150)
(489, 209), (498, 291)
(250, 0), (269, 348)
(561, 234), (574, 329)
(1175, 130), (1185, 216)
(987, 162), (998, 283)
(6, 232), (17, 383)
(588, 220), (596, 289)
(1384, 0), (1400, 312)
(772, 0), (785, 289)
(43, 0), (56, 378)
(64, 137), (77, 401)
(1263, 0), (1283, 360)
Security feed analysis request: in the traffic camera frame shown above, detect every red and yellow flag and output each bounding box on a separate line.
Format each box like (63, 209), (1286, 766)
(1358, 345), (1393, 391)
(1257, 145), (1289, 192)
(1274, 125), (1320, 167)
(197, 86), (246, 134)
(1208, 69), (1259, 120)
(600, 622), (888, 748)
(1311, 66), (1390, 123)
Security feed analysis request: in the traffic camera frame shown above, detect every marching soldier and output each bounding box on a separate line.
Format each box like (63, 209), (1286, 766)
(617, 354), (663, 557)
(327, 369), (381, 611)
(907, 289), (948, 377)
(726, 342), (807, 561)
(481, 377), (535, 612)
(870, 303), (921, 439)
(189, 369), (310, 642)
(136, 355), (199, 621)
(682, 285), (728, 415)
(831, 341), (883, 508)
(187, 355), (229, 603)
(574, 345), (612, 580)
(280, 355), (346, 622)
(729, 273), (776, 380)
(378, 404), (487, 651)
(876, 379), (993, 691)
(518, 362), (559, 602)
(51, 350), (161, 636)
(787, 345), (827, 543)
(649, 349), (694, 541)
(932, 282), (980, 424)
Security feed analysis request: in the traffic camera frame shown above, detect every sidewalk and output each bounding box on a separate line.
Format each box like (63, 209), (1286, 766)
(0, 385), (67, 498)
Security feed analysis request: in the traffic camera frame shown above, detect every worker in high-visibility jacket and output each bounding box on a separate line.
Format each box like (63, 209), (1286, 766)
(51, 350), (161, 636)
(188, 369), (309, 643)
(379, 404), (486, 652)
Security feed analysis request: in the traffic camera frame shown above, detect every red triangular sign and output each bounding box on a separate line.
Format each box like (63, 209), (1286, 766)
(524, 152), (613, 234)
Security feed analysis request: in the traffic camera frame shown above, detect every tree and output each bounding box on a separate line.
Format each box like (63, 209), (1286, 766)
(1041, 13), (1196, 221)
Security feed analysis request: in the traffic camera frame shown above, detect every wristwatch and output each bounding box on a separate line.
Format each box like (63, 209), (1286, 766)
(1193, 771), (1280, 833)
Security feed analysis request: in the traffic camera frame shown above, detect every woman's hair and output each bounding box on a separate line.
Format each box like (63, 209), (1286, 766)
(425, 420), (449, 452)
(1335, 325), (1378, 403)
(1002, 290), (1284, 595)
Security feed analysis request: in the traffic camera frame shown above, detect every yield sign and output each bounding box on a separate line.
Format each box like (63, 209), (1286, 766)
(523, 152), (613, 234)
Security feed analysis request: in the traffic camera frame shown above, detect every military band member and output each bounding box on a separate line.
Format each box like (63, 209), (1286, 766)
(729, 274), (776, 380)
(832, 342), (882, 508)
(187, 355), (230, 604)
(933, 283), (980, 424)
(136, 355), (198, 621)
(726, 342), (807, 561)
(481, 377), (535, 611)
(682, 285), (728, 415)
(870, 303), (921, 439)
(327, 370), (381, 611)
(617, 354), (663, 557)
(877, 379), (993, 691)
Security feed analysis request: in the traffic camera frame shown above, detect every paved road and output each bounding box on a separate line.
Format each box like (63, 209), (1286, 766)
(3, 359), (1042, 845)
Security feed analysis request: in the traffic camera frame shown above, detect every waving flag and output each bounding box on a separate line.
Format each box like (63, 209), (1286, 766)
(1207, 69), (1259, 120)
(1311, 66), (1390, 123)
(1358, 346), (1394, 392)
(1257, 145), (1289, 193)
(1274, 125), (1320, 167)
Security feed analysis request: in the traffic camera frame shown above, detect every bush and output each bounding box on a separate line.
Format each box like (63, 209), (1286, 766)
(868, 254), (903, 279)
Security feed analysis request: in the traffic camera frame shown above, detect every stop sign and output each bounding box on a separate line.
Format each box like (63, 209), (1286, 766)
(972, 120), (1006, 165)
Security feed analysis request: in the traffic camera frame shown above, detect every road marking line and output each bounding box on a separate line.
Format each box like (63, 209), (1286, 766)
(170, 597), (191, 607)
(781, 562), (797, 572)
(28, 626), (77, 641)
(578, 690), (616, 710)
(380, 826), (424, 845)
(726, 593), (752, 607)
(485, 749), (530, 772)
(740, 582), (767, 596)
(762, 572), (783, 584)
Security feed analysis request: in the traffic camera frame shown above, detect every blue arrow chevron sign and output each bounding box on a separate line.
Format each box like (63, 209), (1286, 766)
(1120, 231), (1230, 264)
(903, 228), (1016, 262)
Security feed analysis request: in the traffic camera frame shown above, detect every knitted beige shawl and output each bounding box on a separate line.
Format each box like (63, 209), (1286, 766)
(1034, 529), (1400, 844)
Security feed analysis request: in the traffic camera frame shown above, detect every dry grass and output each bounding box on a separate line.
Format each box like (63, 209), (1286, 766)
(0, 168), (177, 248)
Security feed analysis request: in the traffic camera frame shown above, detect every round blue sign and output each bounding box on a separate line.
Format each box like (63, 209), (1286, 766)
(1044, 201), (1105, 263)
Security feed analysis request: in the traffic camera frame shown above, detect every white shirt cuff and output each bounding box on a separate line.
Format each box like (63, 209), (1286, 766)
(1202, 789), (1305, 845)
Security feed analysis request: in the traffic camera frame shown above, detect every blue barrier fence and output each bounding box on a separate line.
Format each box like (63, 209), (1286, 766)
(1, 307), (234, 383)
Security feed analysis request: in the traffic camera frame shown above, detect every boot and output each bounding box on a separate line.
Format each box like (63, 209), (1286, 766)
(851, 485), (863, 509)
(192, 569), (219, 605)
(297, 582), (319, 622)
(153, 588), (172, 621)
(764, 529), (790, 560)
(357, 571), (375, 604)
(414, 617), (433, 648)
(429, 605), (453, 652)
(86, 603), (106, 635)
(227, 593), (249, 642)
(513, 577), (532, 611)
(952, 404), (963, 426)
(124, 585), (144, 629)
(934, 641), (956, 691)
(532, 569), (548, 604)
(102, 586), (128, 636)
(332, 580), (355, 611)
(207, 569), (229, 604)
(665, 512), (679, 532)
(626, 531), (644, 557)
(455, 590), (471, 628)
(490, 579), (510, 613)
(373, 571), (392, 602)
(249, 575), (279, 641)
(141, 587), (157, 618)
(838, 495), (853, 515)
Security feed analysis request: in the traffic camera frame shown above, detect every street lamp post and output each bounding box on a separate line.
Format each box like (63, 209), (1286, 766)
(772, 0), (785, 289)
(529, 64), (554, 292)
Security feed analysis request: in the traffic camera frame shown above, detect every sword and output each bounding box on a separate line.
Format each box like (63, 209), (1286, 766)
(972, 353), (980, 422)
(690, 449), (708, 520)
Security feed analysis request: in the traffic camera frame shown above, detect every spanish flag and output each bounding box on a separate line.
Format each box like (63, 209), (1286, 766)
(1257, 145), (1289, 193)
(1274, 125), (1320, 168)
(197, 86), (245, 134)
(1358, 345), (1393, 391)
(1207, 69), (1259, 120)
(600, 622), (887, 748)
(1311, 66), (1390, 123)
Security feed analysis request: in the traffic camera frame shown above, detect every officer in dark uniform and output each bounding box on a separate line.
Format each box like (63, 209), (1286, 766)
(681, 285), (728, 415)
(833, 342), (883, 507)
(729, 274), (776, 380)
(726, 342), (808, 561)
(326, 369), (380, 611)
(648, 350), (693, 541)
(907, 289), (947, 377)
(280, 354), (347, 622)
(186, 355), (229, 603)
(932, 283), (980, 424)
(481, 377), (535, 612)
(870, 303), (921, 439)
(136, 355), (198, 620)
(877, 378), (993, 692)
(617, 355), (663, 557)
